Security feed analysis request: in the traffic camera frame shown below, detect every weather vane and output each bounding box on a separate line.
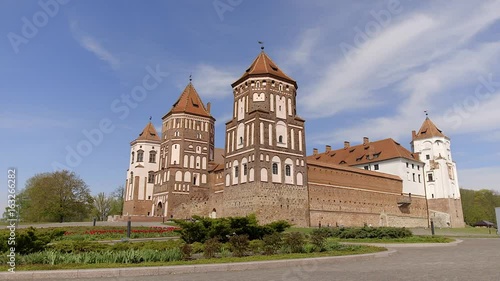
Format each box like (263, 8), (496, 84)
(258, 41), (264, 50)
(189, 73), (192, 82)
(149, 116), (152, 121)
(424, 110), (428, 117)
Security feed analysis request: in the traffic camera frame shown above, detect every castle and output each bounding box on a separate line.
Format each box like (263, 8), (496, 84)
(122, 49), (465, 228)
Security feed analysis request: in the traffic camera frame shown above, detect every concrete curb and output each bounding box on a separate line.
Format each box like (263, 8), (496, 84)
(0, 249), (396, 280)
(342, 239), (464, 248)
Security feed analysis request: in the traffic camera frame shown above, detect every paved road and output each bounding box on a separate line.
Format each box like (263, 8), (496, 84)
(36, 238), (500, 281)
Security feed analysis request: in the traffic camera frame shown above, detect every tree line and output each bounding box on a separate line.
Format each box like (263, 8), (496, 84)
(3, 170), (123, 223)
(460, 188), (500, 226)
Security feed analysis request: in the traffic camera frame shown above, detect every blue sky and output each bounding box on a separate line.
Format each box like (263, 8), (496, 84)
(1, 0), (500, 212)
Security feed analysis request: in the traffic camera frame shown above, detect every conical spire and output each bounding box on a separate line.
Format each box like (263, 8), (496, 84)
(166, 82), (212, 118)
(413, 117), (448, 140)
(232, 51), (297, 88)
(136, 121), (160, 142)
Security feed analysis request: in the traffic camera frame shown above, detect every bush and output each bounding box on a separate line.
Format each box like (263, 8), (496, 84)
(0, 227), (64, 255)
(249, 239), (265, 255)
(229, 234), (249, 257)
(330, 227), (413, 239)
(180, 243), (192, 260)
(191, 241), (204, 254)
(203, 238), (221, 258)
(262, 232), (283, 255)
(283, 232), (305, 253)
(174, 215), (292, 244)
(310, 228), (331, 251)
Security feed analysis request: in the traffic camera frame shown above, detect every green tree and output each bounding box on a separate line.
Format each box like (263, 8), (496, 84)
(109, 185), (124, 216)
(460, 188), (500, 226)
(19, 170), (93, 222)
(92, 192), (112, 221)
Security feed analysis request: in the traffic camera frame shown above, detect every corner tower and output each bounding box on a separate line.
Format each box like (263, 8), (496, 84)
(123, 121), (160, 216)
(152, 82), (215, 218)
(411, 116), (465, 227)
(223, 49), (309, 226)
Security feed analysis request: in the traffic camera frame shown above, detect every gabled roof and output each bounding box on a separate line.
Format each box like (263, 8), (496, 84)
(413, 117), (448, 141)
(165, 82), (212, 119)
(135, 121), (160, 142)
(232, 51), (297, 88)
(308, 138), (421, 166)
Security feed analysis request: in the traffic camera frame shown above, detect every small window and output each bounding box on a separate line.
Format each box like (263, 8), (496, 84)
(406, 162), (409, 168)
(417, 165), (420, 170)
(428, 173), (434, 182)
(137, 150), (144, 162)
(240, 137), (243, 145)
(364, 166), (369, 170)
(234, 166), (239, 178)
(148, 171), (155, 183)
(131, 152), (135, 164)
(272, 163), (278, 175)
(426, 155), (430, 160)
(278, 135), (283, 143)
(374, 164), (379, 170)
(149, 151), (157, 163)
(412, 173), (415, 182)
(285, 165), (291, 176)
(418, 174), (421, 183)
(193, 176), (197, 185)
(243, 164), (248, 176)
(412, 164), (415, 169)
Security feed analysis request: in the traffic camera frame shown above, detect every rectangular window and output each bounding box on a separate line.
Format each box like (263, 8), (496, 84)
(412, 173), (415, 182)
(374, 164), (379, 170)
(364, 166), (369, 170)
(426, 155), (430, 160)
(406, 162), (409, 168)
(428, 173), (434, 182)
(234, 166), (239, 178)
(412, 164), (415, 169)
(243, 164), (248, 176)
(418, 174), (421, 183)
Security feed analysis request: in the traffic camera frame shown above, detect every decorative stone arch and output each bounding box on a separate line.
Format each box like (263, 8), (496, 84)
(232, 159), (239, 184)
(296, 172), (303, 186)
(276, 121), (287, 147)
(225, 174), (231, 186)
(271, 156), (281, 183)
(237, 123), (245, 148)
(261, 168), (268, 182)
(284, 158), (294, 184)
(249, 168), (255, 182)
(184, 171), (191, 183)
(241, 157), (248, 183)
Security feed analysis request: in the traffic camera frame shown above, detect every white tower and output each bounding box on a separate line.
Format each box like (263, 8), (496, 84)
(411, 116), (465, 227)
(123, 121), (161, 216)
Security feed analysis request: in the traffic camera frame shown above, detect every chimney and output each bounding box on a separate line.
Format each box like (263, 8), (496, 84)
(344, 141), (350, 149)
(206, 102), (211, 113)
(412, 130), (416, 140)
(363, 137), (369, 145)
(313, 148), (318, 155)
(325, 145), (331, 152)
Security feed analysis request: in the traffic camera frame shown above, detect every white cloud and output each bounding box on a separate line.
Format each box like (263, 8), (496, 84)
(459, 166), (500, 192)
(192, 64), (237, 98)
(78, 36), (120, 70)
(0, 113), (72, 130)
(70, 20), (120, 70)
(287, 28), (322, 66)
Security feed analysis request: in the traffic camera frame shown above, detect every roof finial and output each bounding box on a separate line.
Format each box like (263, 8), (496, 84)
(149, 116), (152, 121)
(189, 73), (192, 82)
(424, 110), (429, 118)
(258, 41), (264, 50)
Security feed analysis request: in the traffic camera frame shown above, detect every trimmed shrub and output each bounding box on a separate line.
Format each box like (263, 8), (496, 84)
(310, 228), (331, 251)
(283, 232), (305, 253)
(203, 238), (221, 258)
(249, 239), (265, 255)
(191, 241), (204, 254)
(262, 232), (283, 255)
(229, 234), (249, 257)
(180, 243), (192, 260)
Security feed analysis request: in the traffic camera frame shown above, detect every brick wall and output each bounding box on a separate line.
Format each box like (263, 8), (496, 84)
(428, 198), (465, 227)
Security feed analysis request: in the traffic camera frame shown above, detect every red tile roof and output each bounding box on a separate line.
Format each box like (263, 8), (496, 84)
(232, 51), (297, 88)
(413, 117), (448, 140)
(165, 83), (212, 118)
(135, 121), (160, 142)
(308, 138), (421, 166)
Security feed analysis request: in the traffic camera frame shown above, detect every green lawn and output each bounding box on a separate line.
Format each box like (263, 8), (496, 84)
(333, 236), (453, 243)
(412, 227), (499, 238)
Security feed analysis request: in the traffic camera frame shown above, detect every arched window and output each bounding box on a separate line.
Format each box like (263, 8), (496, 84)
(148, 171), (155, 183)
(285, 165), (291, 176)
(234, 166), (239, 178)
(130, 171), (133, 181)
(278, 135), (283, 143)
(137, 150), (144, 162)
(149, 151), (157, 163)
(131, 152), (135, 164)
(272, 163), (278, 175)
(243, 163), (248, 176)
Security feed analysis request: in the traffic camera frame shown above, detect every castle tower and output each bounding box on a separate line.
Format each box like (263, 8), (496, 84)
(411, 117), (465, 227)
(152, 82), (215, 218)
(222, 49), (310, 226)
(123, 121), (160, 216)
